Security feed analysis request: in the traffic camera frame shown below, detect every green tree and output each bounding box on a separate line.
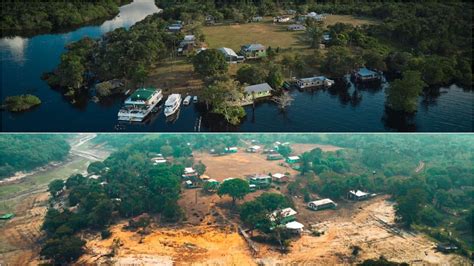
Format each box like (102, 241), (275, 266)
(266, 66), (284, 90)
(194, 161), (206, 175)
(87, 161), (105, 174)
(48, 179), (64, 197)
(386, 70), (426, 113)
(236, 64), (266, 85)
(322, 46), (361, 78)
(218, 178), (250, 205)
(40, 236), (85, 264)
(305, 22), (324, 48)
(192, 49), (228, 77)
(395, 188), (427, 227)
(363, 51), (387, 71)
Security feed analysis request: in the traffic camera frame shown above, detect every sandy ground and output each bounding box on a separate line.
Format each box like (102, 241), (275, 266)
(81, 223), (255, 266)
(194, 152), (298, 181)
(258, 196), (469, 265)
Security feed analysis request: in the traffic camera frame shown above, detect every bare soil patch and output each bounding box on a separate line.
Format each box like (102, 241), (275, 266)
(194, 152), (298, 181)
(291, 143), (343, 155)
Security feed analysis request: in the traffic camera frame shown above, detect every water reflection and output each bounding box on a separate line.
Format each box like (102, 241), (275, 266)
(382, 107), (417, 131)
(100, 0), (161, 32)
(0, 36), (28, 63)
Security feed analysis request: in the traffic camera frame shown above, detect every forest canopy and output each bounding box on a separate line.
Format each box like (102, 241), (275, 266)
(0, 135), (70, 179)
(0, 0), (132, 36)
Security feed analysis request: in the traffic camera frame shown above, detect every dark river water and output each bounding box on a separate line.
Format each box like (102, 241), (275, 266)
(1, 0), (472, 132)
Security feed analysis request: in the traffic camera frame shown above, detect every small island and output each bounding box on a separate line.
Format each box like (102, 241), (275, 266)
(1, 94), (41, 112)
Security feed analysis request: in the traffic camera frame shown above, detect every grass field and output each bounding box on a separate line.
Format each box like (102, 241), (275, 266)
(203, 20), (306, 51)
(0, 157), (88, 204)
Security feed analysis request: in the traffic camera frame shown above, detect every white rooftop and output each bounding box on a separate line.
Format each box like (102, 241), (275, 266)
(184, 167), (196, 174)
(244, 83), (273, 94)
(184, 35), (195, 41)
(309, 198), (335, 206)
(218, 47), (238, 57)
(250, 145), (261, 150)
(272, 173), (286, 179)
(286, 221), (304, 230)
(349, 190), (369, 197)
(288, 156), (300, 160)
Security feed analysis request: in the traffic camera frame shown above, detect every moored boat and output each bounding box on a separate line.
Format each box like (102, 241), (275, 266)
(164, 94), (182, 117)
(183, 95), (192, 105)
(117, 88), (163, 122)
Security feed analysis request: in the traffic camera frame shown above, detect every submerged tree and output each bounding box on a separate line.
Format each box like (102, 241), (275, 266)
(386, 70), (426, 113)
(272, 92), (294, 110)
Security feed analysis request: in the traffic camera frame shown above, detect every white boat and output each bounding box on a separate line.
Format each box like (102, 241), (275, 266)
(117, 88), (163, 122)
(193, 96), (198, 103)
(164, 94), (182, 117)
(183, 95), (192, 105)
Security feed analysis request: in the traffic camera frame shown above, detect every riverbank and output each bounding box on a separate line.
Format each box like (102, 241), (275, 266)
(0, 0), (133, 38)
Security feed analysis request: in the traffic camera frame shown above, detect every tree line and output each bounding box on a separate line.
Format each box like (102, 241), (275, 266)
(0, 135), (70, 179)
(1, 0), (132, 37)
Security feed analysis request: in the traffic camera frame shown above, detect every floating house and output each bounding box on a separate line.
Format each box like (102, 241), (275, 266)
(296, 76), (335, 89)
(352, 67), (380, 82)
(347, 190), (372, 201)
(308, 198), (337, 211)
(272, 173), (289, 183)
(240, 44), (267, 59)
(218, 47), (245, 63)
(269, 207), (297, 224)
(243, 83), (273, 103)
(246, 145), (261, 153)
(267, 153), (284, 161)
(248, 174), (272, 188)
(288, 24), (306, 31)
(286, 156), (300, 164)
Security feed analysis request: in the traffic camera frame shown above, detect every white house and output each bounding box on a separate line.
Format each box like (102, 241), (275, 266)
(308, 198), (337, 211)
(218, 47), (245, 63)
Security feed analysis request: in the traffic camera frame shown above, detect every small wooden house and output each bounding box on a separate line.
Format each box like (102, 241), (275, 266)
(243, 83), (273, 102)
(248, 174), (272, 188)
(269, 207), (297, 224)
(272, 173), (289, 183)
(246, 145), (261, 153)
(286, 156), (300, 164)
(308, 198), (337, 211)
(267, 153), (283, 160)
(224, 147), (238, 153)
(218, 47), (245, 63)
(352, 67), (380, 82)
(240, 43), (267, 59)
(347, 190), (372, 201)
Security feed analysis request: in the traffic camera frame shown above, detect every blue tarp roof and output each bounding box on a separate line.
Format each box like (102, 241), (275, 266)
(358, 67), (377, 77)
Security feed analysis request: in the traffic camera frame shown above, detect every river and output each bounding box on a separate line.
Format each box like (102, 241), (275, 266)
(1, 0), (472, 132)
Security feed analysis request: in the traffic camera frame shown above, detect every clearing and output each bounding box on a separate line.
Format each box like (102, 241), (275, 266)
(194, 151), (298, 181)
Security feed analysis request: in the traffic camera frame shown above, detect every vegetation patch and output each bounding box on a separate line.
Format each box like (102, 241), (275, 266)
(1, 94), (41, 112)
